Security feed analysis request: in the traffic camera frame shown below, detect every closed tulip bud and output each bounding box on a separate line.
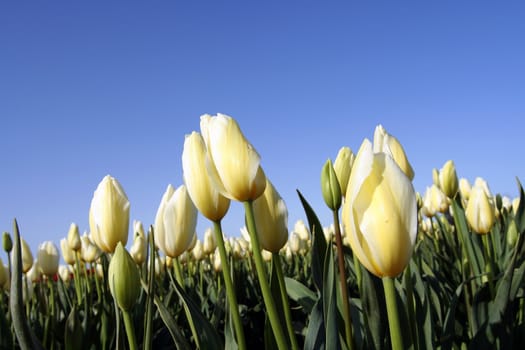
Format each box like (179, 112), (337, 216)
(495, 194), (503, 212)
(333, 146), (354, 196)
(261, 249), (273, 262)
(321, 159), (342, 210)
(17, 238), (33, 274)
(130, 234), (147, 265)
(293, 220), (310, 242)
(37, 241), (59, 276)
(0, 259), (7, 288)
(439, 160), (458, 198)
(512, 197), (520, 215)
(67, 223), (81, 251)
(342, 139), (417, 278)
(252, 179), (289, 253)
(213, 249), (222, 272)
(203, 227), (216, 255)
(183, 131), (231, 221)
(80, 234), (101, 264)
(27, 260), (41, 283)
(200, 113), (267, 201)
(89, 175), (130, 253)
(133, 220), (145, 239)
(507, 219), (518, 247)
(3, 232), (12, 253)
(288, 232), (301, 254)
(459, 178), (471, 202)
(192, 240), (204, 261)
(154, 184), (197, 258)
(108, 242), (140, 311)
(432, 168), (440, 188)
(58, 265), (71, 283)
(373, 125), (415, 180)
(61, 238), (76, 265)
(465, 185), (495, 234)
(422, 185), (449, 217)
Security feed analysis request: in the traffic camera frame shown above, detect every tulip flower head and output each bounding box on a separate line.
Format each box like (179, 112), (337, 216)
(154, 184), (198, 258)
(342, 138), (417, 278)
(333, 146), (354, 196)
(373, 125), (415, 180)
(183, 131), (231, 221)
(252, 179), (289, 253)
(465, 184), (495, 234)
(439, 160), (459, 198)
(89, 175), (130, 253)
(200, 113), (266, 201)
(67, 223), (82, 252)
(37, 241), (59, 277)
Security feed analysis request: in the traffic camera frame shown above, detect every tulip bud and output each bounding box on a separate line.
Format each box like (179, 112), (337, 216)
(154, 184), (198, 258)
(58, 265), (71, 283)
(203, 227), (216, 255)
(200, 113), (267, 201)
(192, 240), (204, 261)
(333, 146), (354, 196)
(213, 249), (222, 272)
(61, 238), (76, 265)
(19, 238), (34, 274)
(507, 220), (518, 247)
(108, 242), (141, 312)
(67, 223), (82, 252)
(439, 160), (459, 198)
(288, 232), (301, 254)
(342, 138), (417, 278)
(373, 125), (415, 180)
(252, 179), (289, 253)
(130, 233), (147, 265)
(321, 159), (342, 210)
(89, 175), (130, 253)
(293, 220), (310, 242)
(183, 131), (231, 221)
(422, 185), (449, 217)
(81, 234), (101, 264)
(432, 168), (440, 188)
(459, 178), (472, 202)
(3, 232), (12, 253)
(261, 249), (273, 262)
(465, 185), (495, 234)
(133, 220), (145, 239)
(37, 241), (59, 276)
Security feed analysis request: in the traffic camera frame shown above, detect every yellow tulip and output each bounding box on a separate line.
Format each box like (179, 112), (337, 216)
(333, 146), (354, 196)
(183, 131), (231, 221)
(422, 184), (449, 217)
(67, 222), (81, 252)
(459, 178), (471, 201)
(465, 185), (495, 234)
(200, 113), (266, 201)
(342, 139), (417, 278)
(373, 125), (415, 180)
(60, 238), (76, 265)
(130, 233), (147, 265)
(89, 175), (130, 253)
(252, 179), (289, 253)
(37, 241), (59, 276)
(20, 238), (33, 274)
(81, 234), (101, 264)
(439, 160), (458, 198)
(154, 184), (197, 258)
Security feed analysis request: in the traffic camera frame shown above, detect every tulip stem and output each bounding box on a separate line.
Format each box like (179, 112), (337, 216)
(243, 201), (289, 350)
(382, 276), (404, 350)
(332, 209), (355, 350)
(122, 310), (138, 350)
(73, 252), (83, 305)
(212, 220), (247, 350)
(272, 252), (299, 350)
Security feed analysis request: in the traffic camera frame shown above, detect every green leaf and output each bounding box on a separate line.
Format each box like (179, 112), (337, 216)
(515, 178), (525, 234)
(451, 198), (483, 276)
(323, 242), (340, 350)
(361, 268), (388, 350)
(303, 299), (325, 350)
(284, 277), (317, 314)
(65, 305), (83, 350)
(264, 257), (288, 350)
(297, 189), (327, 291)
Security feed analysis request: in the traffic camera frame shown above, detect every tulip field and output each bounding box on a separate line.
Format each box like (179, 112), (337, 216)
(1, 115), (524, 350)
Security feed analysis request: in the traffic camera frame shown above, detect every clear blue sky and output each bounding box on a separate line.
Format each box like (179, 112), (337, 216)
(1, 1), (524, 257)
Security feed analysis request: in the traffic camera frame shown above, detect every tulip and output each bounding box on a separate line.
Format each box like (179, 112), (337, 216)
(192, 239), (204, 261)
(373, 125), (415, 180)
(130, 233), (147, 265)
(58, 265), (71, 283)
(465, 184), (495, 234)
(439, 160), (458, 198)
(422, 185), (449, 217)
(459, 178), (472, 201)
(252, 179), (289, 253)
(0, 258), (7, 288)
(333, 146), (354, 196)
(321, 159), (342, 211)
(3, 232), (12, 253)
(342, 139), (417, 278)
(202, 227), (216, 255)
(37, 241), (59, 277)
(108, 243), (141, 313)
(154, 184), (197, 258)
(89, 175), (130, 253)
(200, 113), (266, 201)
(67, 223), (81, 252)
(183, 131), (231, 221)
(133, 220), (145, 239)
(26, 260), (41, 283)
(81, 234), (101, 264)
(18, 237), (33, 274)
(60, 238), (76, 265)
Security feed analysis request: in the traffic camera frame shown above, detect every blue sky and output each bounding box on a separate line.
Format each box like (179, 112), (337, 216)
(1, 1), (524, 257)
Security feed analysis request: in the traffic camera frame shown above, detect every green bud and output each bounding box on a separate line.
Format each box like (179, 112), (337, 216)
(439, 160), (459, 199)
(3, 232), (12, 253)
(495, 194), (503, 212)
(507, 220), (518, 247)
(108, 242), (141, 312)
(321, 159), (342, 210)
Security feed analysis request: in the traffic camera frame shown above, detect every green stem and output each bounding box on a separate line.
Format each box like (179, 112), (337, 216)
(332, 210), (355, 350)
(213, 220), (247, 350)
(481, 234), (495, 298)
(122, 310), (138, 350)
(243, 201), (289, 350)
(382, 276), (404, 350)
(73, 252), (83, 305)
(272, 252), (299, 350)
(143, 228), (155, 350)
